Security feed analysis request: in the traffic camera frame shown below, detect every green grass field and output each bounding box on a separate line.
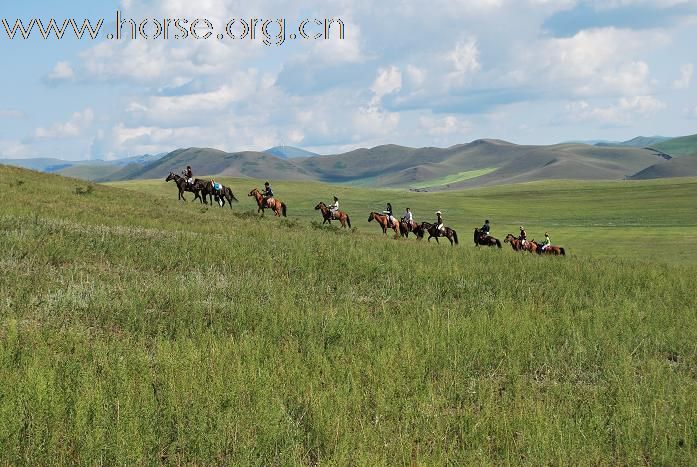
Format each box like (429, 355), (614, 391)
(411, 168), (498, 189)
(1, 165), (696, 464)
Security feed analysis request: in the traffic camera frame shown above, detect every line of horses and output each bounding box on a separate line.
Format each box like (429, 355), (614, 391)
(166, 172), (287, 217)
(166, 172), (566, 255)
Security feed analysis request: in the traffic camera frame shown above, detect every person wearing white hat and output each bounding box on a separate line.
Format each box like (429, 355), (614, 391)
(518, 225), (527, 247)
(435, 210), (444, 234)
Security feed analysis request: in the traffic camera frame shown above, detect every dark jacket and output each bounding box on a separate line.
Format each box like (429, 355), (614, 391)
(264, 186), (273, 197)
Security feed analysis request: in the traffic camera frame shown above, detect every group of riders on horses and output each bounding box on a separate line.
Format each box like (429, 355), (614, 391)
(175, 165), (560, 252)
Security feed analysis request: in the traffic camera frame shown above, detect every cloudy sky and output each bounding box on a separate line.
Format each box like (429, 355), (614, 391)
(1, 0), (696, 160)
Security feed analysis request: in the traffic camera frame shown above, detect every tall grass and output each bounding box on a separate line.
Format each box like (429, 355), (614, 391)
(0, 165), (696, 464)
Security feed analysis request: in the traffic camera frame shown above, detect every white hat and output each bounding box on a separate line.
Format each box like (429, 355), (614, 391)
(436, 210), (442, 214)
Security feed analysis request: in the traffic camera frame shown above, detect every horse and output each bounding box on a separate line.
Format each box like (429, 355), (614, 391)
(535, 243), (566, 256)
(215, 185), (238, 208)
(474, 228), (502, 248)
(165, 172), (204, 202)
(420, 221), (458, 246)
(368, 212), (401, 238)
(399, 217), (419, 238)
(504, 233), (523, 251)
(315, 202), (351, 228)
(195, 180), (238, 207)
(248, 188), (287, 217)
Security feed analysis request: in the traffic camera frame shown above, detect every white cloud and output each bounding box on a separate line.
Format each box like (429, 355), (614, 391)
(673, 63), (693, 89)
(449, 38), (481, 75)
(370, 66), (402, 105)
(45, 62), (75, 83)
(565, 95), (665, 125)
(534, 28), (666, 97)
(34, 109), (94, 139)
(419, 115), (472, 137)
(0, 140), (31, 158)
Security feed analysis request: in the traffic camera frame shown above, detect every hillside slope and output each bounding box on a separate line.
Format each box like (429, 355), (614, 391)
(109, 147), (314, 181)
(121, 139), (660, 189)
(630, 156), (697, 179)
(1, 165), (696, 464)
(653, 134), (697, 157)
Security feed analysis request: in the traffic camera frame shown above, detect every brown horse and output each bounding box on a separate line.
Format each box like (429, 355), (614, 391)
(399, 217), (419, 238)
(535, 243), (566, 256)
(315, 202), (351, 228)
(474, 228), (502, 248)
(248, 188), (287, 217)
(504, 233), (523, 251)
(368, 212), (401, 237)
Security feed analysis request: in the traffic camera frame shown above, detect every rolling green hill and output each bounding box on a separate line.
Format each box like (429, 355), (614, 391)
(653, 134), (697, 157)
(1, 165), (697, 464)
(630, 156), (697, 180)
(108, 147), (314, 182)
(106, 139), (665, 190)
(264, 145), (319, 159)
(594, 135), (671, 148)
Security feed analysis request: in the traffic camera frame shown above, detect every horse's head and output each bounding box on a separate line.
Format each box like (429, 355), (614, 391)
(248, 188), (259, 197)
(368, 212), (375, 222)
(504, 234), (514, 243)
(165, 172), (175, 182)
(314, 202), (325, 210)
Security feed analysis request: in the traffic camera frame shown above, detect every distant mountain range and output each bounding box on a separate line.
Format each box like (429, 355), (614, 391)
(264, 146), (319, 159)
(0, 153), (166, 181)
(593, 136), (672, 148)
(2, 136), (697, 189)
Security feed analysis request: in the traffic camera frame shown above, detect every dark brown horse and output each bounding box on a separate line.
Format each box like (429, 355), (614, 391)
(474, 228), (502, 248)
(399, 217), (420, 238)
(165, 172), (204, 202)
(315, 202), (351, 228)
(248, 188), (287, 217)
(215, 185), (238, 208)
(420, 222), (458, 246)
(368, 212), (401, 238)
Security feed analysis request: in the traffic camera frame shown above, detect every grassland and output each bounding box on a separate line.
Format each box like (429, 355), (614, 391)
(1, 165), (696, 464)
(411, 168), (497, 189)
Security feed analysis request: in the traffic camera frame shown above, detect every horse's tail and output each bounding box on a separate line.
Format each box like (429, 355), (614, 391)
(560, 247), (566, 256)
(281, 202), (287, 217)
(346, 215), (351, 228)
(496, 239), (502, 248)
(453, 230), (459, 245)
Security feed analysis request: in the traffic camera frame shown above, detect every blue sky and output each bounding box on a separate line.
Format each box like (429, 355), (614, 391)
(1, 0), (696, 160)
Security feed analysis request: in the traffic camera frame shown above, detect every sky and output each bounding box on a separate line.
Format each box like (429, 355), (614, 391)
(1, 0), (696, 160)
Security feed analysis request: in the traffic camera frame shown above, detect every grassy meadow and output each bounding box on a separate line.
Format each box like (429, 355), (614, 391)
(1, 164), (696, 464)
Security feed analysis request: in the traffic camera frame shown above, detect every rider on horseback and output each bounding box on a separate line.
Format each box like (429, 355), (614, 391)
(184, 165), (193, 185)
(481, 219), (490, 236)
(519, 226), (527, 247)
(403, 207), (414, 229)
(263, 181), (274, 208)
(383, 203), (395, 225)
(435, 211), (445, 234)
(329, 196), (339, 219)
(541, 232), (551, 251)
